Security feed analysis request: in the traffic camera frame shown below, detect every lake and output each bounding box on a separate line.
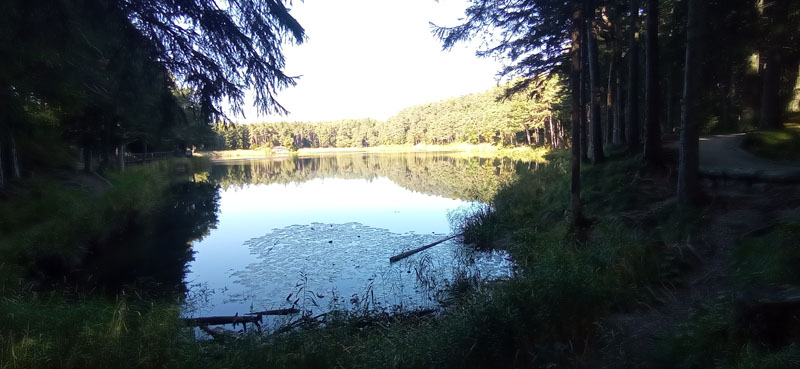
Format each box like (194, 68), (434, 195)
(183, 153), (533, 321)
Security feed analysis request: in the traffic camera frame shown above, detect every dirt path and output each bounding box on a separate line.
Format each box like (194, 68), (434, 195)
(675, 134), (800, 181)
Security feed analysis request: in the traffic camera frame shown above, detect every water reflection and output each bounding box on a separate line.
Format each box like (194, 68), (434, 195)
(185, 153), (524, 318)
(209, 152), (528, 203)
(83, 181), (219, 295)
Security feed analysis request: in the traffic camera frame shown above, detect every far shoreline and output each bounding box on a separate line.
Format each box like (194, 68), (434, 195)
(196, 143), (549, 162)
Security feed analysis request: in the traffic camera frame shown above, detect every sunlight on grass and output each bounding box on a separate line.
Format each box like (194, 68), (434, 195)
(743, 128), (800, 161)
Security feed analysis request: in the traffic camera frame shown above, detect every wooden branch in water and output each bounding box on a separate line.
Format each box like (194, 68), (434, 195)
(389, 234), (461, 263)
(182, 315), (261, 327)
(245, 308), (300, 317)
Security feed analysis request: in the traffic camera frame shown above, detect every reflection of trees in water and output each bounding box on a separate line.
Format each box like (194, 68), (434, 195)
(209, 154), (532, 202)
(82, 182), (220, 296)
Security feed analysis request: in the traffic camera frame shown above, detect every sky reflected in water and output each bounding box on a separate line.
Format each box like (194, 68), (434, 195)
(184, 155), (517, 319)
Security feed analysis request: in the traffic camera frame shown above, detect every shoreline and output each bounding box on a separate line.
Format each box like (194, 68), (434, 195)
(196, 143), (549, 162)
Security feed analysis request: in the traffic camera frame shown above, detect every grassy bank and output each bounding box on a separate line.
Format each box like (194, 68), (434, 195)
(198, 143), (549, 162)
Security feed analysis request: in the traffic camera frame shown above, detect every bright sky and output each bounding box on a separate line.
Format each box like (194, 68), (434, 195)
(238, 0), (502, 123)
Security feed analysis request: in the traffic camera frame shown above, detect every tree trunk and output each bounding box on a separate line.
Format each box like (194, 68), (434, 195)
(643, 0), (662, 166)
(759, 51), (782, 129)
(571, 8), (584, 221)
(549, 112), (557, 148)
(720, 69), (731, 131)
(580, 25), (590, 163)
(10, 133), (20, 179)
(614, 58), (625, 144)
(586, 0), (604, 164)
(758, 0), (789, 130)
(666, 74), (674, 133)
(525, 127), (532, 145)
(0, 141), (5, 188)
(118, 143), (125, 172)
(83, 147), (92, 172)
(607, 59), (615, 145)
(678, 0), (701, 206)
(626, 0), (641, 152)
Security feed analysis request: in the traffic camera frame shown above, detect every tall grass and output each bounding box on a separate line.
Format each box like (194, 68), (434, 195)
(0, 295), (188, 369)
(655, 218), (800, 368)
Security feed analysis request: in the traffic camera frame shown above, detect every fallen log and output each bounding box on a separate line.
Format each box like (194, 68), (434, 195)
(182, 315), (260, 327)
(245, 308), (300, 317)
(389, 234), (461, 263)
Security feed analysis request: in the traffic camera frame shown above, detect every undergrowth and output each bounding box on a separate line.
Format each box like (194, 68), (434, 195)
(656, 218), (800, 368)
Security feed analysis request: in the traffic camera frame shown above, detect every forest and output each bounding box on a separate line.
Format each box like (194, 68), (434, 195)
(213, 77), (566, 150)
(3, 0), (800, 368)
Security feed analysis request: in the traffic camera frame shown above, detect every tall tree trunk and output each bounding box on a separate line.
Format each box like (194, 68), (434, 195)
(83, 147), (92, 172)
(580, 25), (590, 163)
(607, 59), (615, 145)
(614, 60), (626, 144)
(720, 68), (731, 131)
(678, 0), (701, 206)
(643, 0), (662, 165)
(0, 141), (5, 188)
(571, 7), (584, 221)
(9, 133), (20, 179)
(758, 0), (789, 129)
(525, 127), (532, 145)
(626, 0), (641, 152)
(118, 143), (125, 172)
(665, 74), (674, 133)
(549, 111), (557, 148)
(586, 0), (604, 164)
(543, 120), (551, 147)
(759, 51), (782, 129)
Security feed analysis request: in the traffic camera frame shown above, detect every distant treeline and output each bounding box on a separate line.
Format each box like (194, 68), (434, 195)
(213, 77), (567, 151)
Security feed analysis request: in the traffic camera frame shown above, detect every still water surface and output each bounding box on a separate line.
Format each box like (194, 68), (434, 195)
(184, 153), (528, 319)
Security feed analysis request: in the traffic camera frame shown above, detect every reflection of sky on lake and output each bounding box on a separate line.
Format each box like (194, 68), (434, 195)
(184, 167), (512, 319)
(219, 177), (464, 234)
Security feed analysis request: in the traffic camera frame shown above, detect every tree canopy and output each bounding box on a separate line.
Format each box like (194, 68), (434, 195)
(0, 0), (305, 182)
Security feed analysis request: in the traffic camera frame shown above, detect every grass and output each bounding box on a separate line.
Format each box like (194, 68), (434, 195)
(0, 295), (188, 369)
(655, 215), (800, 369)
(742, 123), (800, 161)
